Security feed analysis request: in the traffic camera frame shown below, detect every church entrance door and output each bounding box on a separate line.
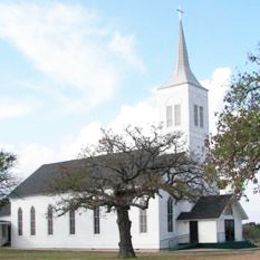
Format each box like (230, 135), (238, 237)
(189, 221), (198, 243)
(225, 219), (235, 241)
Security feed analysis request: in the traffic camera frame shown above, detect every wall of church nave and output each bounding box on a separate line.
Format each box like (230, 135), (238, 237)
(158, 191), (193, 248)
(130, 197), (160, 249)
(10, 195), (160, 249)
(176, 221), (189, 243)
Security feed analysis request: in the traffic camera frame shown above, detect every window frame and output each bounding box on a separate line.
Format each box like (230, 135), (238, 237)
(93, 207), (100, 234)
(194, 104), (198, 126)
(47, 205), (53, 235)
(139, 209), (147, 233)
(30, 206), (36, 236)
(199, 106), (204, 128)
(18, 208), (23, 236)
(167, 197), (174, 232)
(69, 209), (76, 235)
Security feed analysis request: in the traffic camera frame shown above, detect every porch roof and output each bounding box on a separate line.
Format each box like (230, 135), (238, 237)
(177, 194), (233, 220)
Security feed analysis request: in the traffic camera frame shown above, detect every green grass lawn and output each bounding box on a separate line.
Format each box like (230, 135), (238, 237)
(0, 249), (260, 260)
(0, 250), (117, 260)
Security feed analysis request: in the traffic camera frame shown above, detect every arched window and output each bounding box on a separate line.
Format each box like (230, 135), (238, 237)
(30, 206), (36, 235)
(93, 207), (100, 234)
(167, 197), (173, 232)
(18, 208), (23, 236)
(225, 205), (233, 216)
(47, 205), (53, 235)
(69, 209), (75, 235)
(139, 209), (147, 233)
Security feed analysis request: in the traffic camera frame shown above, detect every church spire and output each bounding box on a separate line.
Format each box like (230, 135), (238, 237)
(167, 14), (202, 88)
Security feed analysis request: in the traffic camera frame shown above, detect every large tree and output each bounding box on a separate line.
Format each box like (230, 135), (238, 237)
(52, 126), (213, 258)
(205, 47), (260, 198)
(0, 150), (16, 201)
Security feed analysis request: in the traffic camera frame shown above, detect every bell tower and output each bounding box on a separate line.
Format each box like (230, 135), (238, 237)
(157, 15), (209, 157)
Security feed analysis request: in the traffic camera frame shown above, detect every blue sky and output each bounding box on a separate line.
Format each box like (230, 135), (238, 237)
(1, 0), (259, 221)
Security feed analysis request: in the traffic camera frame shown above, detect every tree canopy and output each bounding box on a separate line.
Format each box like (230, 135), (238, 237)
(0, 150), (16, 201)
(52, 126), (214, 258)
(205, 47), (260, 198)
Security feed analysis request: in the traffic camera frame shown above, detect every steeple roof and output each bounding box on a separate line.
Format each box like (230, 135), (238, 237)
(163, 19), (205, 89)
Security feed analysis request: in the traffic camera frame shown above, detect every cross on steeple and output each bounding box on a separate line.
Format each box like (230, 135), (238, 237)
(166, 6), (202, 88)
(176, 6), (184, 21)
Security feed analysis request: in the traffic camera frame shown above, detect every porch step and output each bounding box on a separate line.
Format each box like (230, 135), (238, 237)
(172, 241), (257, 250)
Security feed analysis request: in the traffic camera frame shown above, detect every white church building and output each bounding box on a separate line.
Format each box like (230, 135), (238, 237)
(0, 18), (248, 250)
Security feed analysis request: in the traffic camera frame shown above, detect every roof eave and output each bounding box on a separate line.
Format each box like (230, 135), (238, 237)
(158, 81), (208, 91)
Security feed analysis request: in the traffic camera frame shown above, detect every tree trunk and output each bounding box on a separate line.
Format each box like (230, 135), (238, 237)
(116, 206), (136, 258)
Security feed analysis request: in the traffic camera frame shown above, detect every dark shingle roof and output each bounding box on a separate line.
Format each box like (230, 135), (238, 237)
(10, 152), (184, 199)
(177, 194), (233, 220)
(10, 158), (87, 199)
(0, 201), (10, 217)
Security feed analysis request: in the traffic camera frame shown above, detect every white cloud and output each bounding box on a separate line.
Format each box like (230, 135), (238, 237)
(60, 96), (157, 159)
(241, 173), (260, 224)
(109, 32), (145, 72)
(201, 67), (232, 135)
(110, 97), (157, 129)
(0, 2), (144, 111)
(0, 100), (34, 119)
(5, 67), (231, 178)
(6, 67), (260, 222)
(10, 67), (231, 178)
(8, 94), (157, 178)
(2, 143), (59, 180)
(16, 144), (58, 179)
(60, 121), (103, 159)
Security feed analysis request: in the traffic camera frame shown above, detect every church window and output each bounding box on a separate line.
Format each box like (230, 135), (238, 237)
(47, 205), (53, 235)
(174, 104), (181, 126)
(139, 209), (147, 233)
(166, 105), (173, 127)
(167, 197), (174, 232)
(30, 206), (36, 236)
(199, 106), (204, 127)
(18, 208), (23, 236)
(194, 105), (198, 126)
(93, 207), (100, 234)
(69, 209), (75, 235)
(225, 206), (233, 216)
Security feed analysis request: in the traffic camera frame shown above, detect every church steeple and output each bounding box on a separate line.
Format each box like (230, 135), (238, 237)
(157, 12), (209, 156)
(167, 18), (202, 88)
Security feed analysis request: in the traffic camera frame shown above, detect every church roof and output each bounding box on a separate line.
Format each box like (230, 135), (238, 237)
(9, 152), (185, 199)
(9, 158), (87, 198)
(177, 194), (233, 220)
(161, 20), (207, 90)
